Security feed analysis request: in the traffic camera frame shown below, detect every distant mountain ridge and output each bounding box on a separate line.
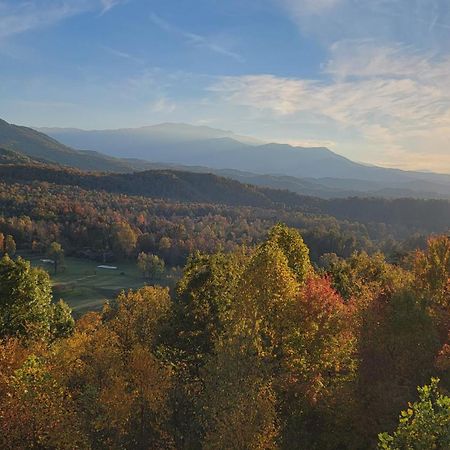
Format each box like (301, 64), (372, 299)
(1, 118), (449, 199)
(40, 122), (450, 197)
(40, 122), (450, 181)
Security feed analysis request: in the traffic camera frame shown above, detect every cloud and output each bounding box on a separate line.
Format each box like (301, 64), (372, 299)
(101, 45), (143, 64)
(210, 40), (450, 171)
(279, 0), (343, 15)
(265, 0), (450, 171)
(149, 13), (244, 62)
(0, 0), (124, 39)
(150, 97), (177, 114)
(276, 0), (450, 53)
(100, 0), (123, 15)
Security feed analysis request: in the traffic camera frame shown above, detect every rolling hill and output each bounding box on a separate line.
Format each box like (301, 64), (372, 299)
(0, 163), (449, 234)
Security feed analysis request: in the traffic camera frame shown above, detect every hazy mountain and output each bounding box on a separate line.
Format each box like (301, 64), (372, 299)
(41, 123), (450, 189)
(121, 161), (450, 200)
(39, 123), (262, 160)
(2, 118), (449, 199)
(0, 118), (133, 172)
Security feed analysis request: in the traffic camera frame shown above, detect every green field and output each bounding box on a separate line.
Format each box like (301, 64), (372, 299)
(25, 254), (179, 316)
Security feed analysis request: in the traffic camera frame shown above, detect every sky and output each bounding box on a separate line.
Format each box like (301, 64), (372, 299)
(0, 0), (450, 172)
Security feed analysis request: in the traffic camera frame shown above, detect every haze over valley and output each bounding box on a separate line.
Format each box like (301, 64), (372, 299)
(1, 118), (449, 200)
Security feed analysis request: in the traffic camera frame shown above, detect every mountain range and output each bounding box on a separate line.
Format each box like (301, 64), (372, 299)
(0, 118), (449, 199)
(39, 122), (450, 199)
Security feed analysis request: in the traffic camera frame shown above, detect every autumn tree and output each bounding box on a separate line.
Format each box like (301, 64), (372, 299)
(267, 223), (312, 284)
(436, 334), (450, 389)
(103, 286), (172, 352)
(413, 235), (450, 338)
(414, 235), (450, 304)
(241, 227), (362, 448)
(280, 276), (357, 449)
(0, 355), (88, 449)
(111, 221), (138, 259)
(0, 232), (4, 255)
(200, 335), (279, 450)
(49, 287), (174, 448)
(195, 227), (326, 447)
(101, 288), (174, 448)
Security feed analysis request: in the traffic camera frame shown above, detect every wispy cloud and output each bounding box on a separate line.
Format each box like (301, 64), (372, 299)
(277, 0), (450, 51)
(100, 0), (123, 15)
(279, 0), (343, 15)
(150, 97), (177, 114)
(210, 40), (450, 171)
(149, 12), (244, 62)
(101, 45), (143, 64)
(0, 0), (125, 39)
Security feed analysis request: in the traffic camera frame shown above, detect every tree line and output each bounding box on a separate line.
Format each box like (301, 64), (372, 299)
(0, 163), (449, 233)
(0, 179), (437, 268)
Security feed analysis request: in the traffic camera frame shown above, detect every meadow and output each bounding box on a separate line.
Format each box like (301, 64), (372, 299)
(25, 255), (178, 315)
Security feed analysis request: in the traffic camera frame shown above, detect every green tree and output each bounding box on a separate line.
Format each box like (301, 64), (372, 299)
(51, 300), (75, 339)
(137, 252), (165, 280)
(0, 255), (73, 341)
(321, 251), (411, 302)
(172, 250), (248, 369)
(378, 379), (450, 450)
(47, 241), (64, 274)
(168, 249), (249, 448)
(4, 234), (16, 256)
(355, 289), (439, 446)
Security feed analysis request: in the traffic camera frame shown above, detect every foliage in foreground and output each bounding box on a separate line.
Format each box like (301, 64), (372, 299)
(0, 226), (449, 449)
(379, 378), (450, 450)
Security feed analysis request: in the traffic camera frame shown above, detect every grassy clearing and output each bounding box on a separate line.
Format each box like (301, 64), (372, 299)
(24, 254), (179, 316)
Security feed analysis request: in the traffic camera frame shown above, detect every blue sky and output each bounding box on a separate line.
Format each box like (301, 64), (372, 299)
(1, 0), (450, 172)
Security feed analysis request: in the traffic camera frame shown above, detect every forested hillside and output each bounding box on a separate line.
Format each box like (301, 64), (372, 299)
(0, 159), (449, 449)
(1, 163), (449, 235)
(1, 225), (449, 449)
